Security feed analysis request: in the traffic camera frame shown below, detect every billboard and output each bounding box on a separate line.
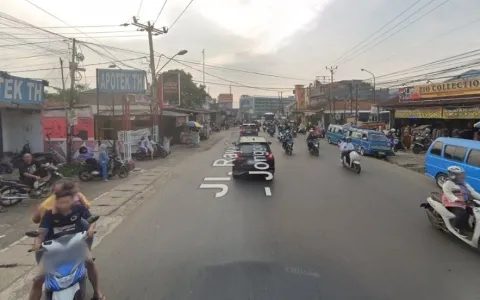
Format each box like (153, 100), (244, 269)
(218, 93), (233, 103)
(240, 96), (254, 109)
(295, 85), (305, 109)
(97, 69), (146, 94)
(399, 78), (480, 101)
(161, 72), (181, 106)
(0, 73), (44, 104)
(395, 107), (443, 118)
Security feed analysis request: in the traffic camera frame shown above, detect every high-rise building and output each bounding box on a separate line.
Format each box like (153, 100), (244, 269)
(239, 95), (295, 118)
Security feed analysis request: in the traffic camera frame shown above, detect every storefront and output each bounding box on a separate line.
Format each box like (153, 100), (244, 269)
(0, 72), (45, 154)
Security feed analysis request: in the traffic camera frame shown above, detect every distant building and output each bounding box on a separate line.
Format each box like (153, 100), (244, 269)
(217, 93), (233, 110)
(239, 95), (295, 118)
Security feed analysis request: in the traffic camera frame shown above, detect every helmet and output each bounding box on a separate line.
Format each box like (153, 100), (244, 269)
(309, 129), (314, 133)
(447, 166), (465, 182)
(424, 128), (431, 134)
(346, 137), (352, 143)
(390, 128), (396, 133)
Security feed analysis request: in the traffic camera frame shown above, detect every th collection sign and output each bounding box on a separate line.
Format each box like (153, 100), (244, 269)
(97, 69), (146, 94)
(0, 73), (44, 104)
(399, 77), (480, 101)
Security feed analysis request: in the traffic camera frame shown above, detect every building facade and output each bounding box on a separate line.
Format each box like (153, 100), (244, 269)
(239, 95), (295, 118)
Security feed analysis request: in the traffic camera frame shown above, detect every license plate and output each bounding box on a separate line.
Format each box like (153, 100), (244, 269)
(378, 152), (385, 155)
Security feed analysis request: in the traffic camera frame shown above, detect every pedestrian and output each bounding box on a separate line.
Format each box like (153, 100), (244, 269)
(98, 144), (109, 182)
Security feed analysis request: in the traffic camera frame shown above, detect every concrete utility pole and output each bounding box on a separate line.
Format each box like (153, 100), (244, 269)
(131, 17), (167, 140)
(325, 66), (337, 125)
(202, 49), (205, 86)
(67, 38), (77, 163)
(59, 58), (68, 144)
(279, 91), (284, 116)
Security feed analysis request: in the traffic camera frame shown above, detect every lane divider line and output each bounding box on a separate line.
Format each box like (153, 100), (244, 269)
(265, 187), (272, 196)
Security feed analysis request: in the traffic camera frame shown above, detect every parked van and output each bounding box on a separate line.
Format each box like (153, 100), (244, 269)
(326, 124), (345, 145)
(345, 128), (393, 157)
(425, 137), (480, 190)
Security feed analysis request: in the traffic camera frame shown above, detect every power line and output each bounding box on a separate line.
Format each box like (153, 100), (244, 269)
(137, 0), (144, 17)
(191, 80), (292, 90)
(154, 0), (168, 24)
(338, 0), (451, 66)
(0, 24), (122, 29)
(2, 30), (142, 35)
(169, 0), (194, 30)
(329, 0), (423, 66)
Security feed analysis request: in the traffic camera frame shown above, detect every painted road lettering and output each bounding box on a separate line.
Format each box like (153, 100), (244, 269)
(249, 144), (273, 196)
(199, 183), (229, 198)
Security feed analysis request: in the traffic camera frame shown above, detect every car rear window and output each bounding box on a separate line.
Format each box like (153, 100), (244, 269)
(242, 125), (257, 130)
(239, 143), (270, 154)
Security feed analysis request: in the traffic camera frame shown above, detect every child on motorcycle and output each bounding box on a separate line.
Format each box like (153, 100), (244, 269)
(442, 166), (480, 238)
(29, 184), (106, 300)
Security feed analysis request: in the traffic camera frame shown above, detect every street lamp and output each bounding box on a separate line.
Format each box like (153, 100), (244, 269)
(156, 49), (188, 75)
(361, 68), (378, 122)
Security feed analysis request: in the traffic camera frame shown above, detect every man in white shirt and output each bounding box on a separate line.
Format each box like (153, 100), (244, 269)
(340, 137), (355, 166)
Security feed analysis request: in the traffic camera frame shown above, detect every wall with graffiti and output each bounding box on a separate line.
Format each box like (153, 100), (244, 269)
(43, 107), (98, 160)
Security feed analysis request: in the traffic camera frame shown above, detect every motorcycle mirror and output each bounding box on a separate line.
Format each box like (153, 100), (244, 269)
(25, 231), (40, 238)
(87, 215), (100, 224)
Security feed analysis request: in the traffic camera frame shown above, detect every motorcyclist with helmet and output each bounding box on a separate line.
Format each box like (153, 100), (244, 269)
(340, 137), (355, 166)
(282, 130), (294, 150)
(442, 166), (480, 238)
(306, 129), (317, 151)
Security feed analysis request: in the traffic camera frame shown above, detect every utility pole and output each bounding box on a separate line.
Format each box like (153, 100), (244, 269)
(279, 92), (284, 116)
(349, 82), (353, 116)
(355, 84), (359, 126)
(202, 49), (205, 86)
(325, 66), (337, 125)
(59, 58), (68, 143)
(67, 38), (76, 163)
(131, 17), (167, 141)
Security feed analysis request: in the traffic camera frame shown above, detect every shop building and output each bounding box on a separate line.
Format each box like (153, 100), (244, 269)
(383, 73), (480, 139)
(0, 72), (45, 154)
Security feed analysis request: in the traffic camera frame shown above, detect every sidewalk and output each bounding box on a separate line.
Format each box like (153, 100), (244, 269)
(386, 150), (426, 174)
(0, 130), (230, 299)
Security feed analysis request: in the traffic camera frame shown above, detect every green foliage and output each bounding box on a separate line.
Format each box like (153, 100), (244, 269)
(45, 84), (90, 104)
(160, 69), (211, 109)
(58, 163), (82, 177)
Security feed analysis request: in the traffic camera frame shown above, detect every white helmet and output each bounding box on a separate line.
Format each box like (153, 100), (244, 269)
(447, 165), (465, 181)
(390, 128), (396, 133)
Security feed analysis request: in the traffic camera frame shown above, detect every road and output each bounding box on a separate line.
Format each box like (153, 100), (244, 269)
(88, 131), (480, 300)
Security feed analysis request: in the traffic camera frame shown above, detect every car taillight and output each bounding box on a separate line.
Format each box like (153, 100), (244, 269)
(267, 153), (274, 160)
(235, 153), (243, 158)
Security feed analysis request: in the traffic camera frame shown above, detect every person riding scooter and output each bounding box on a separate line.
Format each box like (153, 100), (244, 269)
(442, 166), (480, 238)
(282, 130), (294, 150)
(340, 137), (355, 166)
(306, 129), (317, 151)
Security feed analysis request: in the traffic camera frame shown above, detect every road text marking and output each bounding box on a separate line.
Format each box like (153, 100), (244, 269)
(264, 187), (272, 196)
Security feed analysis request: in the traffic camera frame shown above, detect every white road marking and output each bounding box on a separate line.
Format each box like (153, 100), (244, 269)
(204, 177), (231, 181)
(0, 235), (5, 239)
(265, 187), (272, 196)
(199, 184), (229, 198)
(227, 172), (232, 175)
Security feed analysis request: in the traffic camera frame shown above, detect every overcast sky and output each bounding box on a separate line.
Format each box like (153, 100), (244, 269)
(2, 0), (480, 106)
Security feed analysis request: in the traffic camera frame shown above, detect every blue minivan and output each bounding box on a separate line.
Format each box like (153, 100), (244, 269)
(346, 128), (393, 157)
(326, 124), (345, 145)
(425, 137), (480, 190)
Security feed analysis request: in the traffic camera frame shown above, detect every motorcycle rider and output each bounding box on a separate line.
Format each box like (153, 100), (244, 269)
(29, 185), (106, 300)
(78, 146), (99, 174)
(19, 153), (41, 188)
(340, 137), (355, 166)
(306, 129), (317, 151)
(442, 166), (480, 238)
(282, 130), (294, 150)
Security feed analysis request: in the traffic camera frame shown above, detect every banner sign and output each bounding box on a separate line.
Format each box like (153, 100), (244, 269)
(295, 85), (305, 109)
(97, 69), (146, 94)
(399, 78), (480, 101)
(161, 73), (180, 106)
(395, 107), (443, 118)
(443, 107), (480, 119)
(0, 73), (44, 104)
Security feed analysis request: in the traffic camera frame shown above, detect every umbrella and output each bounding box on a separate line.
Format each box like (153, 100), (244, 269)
(186, 121), (203, 128)
(474, 121), (480, 129)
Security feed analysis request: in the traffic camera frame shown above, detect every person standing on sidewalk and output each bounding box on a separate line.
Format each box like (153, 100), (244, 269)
(98, 144), (109, 182)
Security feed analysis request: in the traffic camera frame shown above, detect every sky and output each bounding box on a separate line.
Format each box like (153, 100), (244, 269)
(1, 0), (480, 107)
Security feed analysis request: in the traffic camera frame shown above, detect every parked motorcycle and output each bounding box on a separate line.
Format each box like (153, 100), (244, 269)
(412, 135), (432, 154)
(25, 215), (100, 300)
(211, 124), (221, 132)
(0, 158), (13, 174)
(11, 142), (62, 168)
(0, 163), (64, 207)
(341, 151), (361, 174)
(421, 192), (480, 249)
(78, 156), (129, 182)
(136, 143), (168, 160)
(308, 139), (320, 156)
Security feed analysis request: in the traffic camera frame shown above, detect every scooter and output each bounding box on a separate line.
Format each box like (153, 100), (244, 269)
(412, 135), (432, 154)
(421, 192), (480, 249)
(78, 156), (129, 182)
(308, 139), (319, 156)
(11, 141), (62, 168)
(25, 216), (100, 300)
(341, 150), (361, 174)
(0, 163), (64, 207)
(283, 139), (293, 155)
(136, 143), (168, 160)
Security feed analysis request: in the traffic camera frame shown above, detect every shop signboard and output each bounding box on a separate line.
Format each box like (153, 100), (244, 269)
(161, 72), (181, 106)
(97, 69), (146, 94)
(399, 77), (480, 101)
(295, 85), (305, 109)
(443, 107), (480, 119)
(0, 73), (44, 104)
(395, 107), (443, 118)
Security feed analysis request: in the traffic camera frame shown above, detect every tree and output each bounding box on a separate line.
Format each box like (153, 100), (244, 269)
(44, 84), (91, 105)
(160, 69), (210, 109)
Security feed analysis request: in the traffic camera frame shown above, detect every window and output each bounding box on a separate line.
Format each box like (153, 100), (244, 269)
(444, 145), (467, 162)
(429, 141), (443, 156)
(467, 149), (480, 167)
(239, 143), (270, 154)
(369, 134), (387, 141)
(351, 131), (363, 139)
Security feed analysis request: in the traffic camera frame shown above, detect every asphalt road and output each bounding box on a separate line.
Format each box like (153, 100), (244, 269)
(89, 131), (480, 300)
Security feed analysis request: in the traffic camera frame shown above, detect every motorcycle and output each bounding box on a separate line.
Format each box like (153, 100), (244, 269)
(0, 163), (64, 207)
(341, 150), (361, 174)
(308, 139), (320, 156)
(268, 128), (275, 137)
(292, 130), (297, 138)
(387, 136), (399, 153)
(421, 192), (480, 249)
(0, 158), (13, 174)
(298, 126), (307, 134)
(277, 132), (285, 142)
(78, 156), (129, 182)
(25, 215), (100, 300)
(283, 139), (294, 155)
(11, 141), (62, 169)
(412, 135), (432, 154)
(136, 142), (168, 160)
(212, 124), (221, 132)
(263, 125), (266, 132)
